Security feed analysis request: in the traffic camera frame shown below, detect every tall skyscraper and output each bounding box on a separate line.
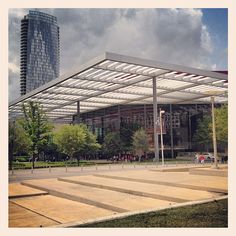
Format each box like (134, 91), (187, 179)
(20, 10), (60, 95)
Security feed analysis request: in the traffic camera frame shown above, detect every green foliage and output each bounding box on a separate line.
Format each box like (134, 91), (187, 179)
(54, 124), (85, 158)
(103, 132), (122, 157)
(132, 128), (149, 157)
(193, 104), (228, 150)
(15, 156), (29, 162)
(80, 199), (227, 227)
(9, 120), (31, 155)
(215, 104), (228, 142)
(9, 120), (31, 170)
(193, 114), (212, 146)
(83, 125), (101, 154)
(20, 101), (53, 168)
(120, 122), (141, 152)
(54, 124), (100, 159)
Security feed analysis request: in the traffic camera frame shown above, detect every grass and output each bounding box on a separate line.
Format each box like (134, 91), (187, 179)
(78, 199), (228, 228)
(11, 157), (206, 170)
(12, 160), (113, 169)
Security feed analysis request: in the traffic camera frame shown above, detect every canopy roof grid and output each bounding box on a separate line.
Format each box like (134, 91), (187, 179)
(9, 52), (228, 123)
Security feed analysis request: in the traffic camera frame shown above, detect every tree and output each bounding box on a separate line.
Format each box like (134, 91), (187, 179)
(120, 121), (141, 152)
(76, 124), (101, 164)
(193, 104), (228, 152)
(41, 136), (58, 162)
(193, 114), (212, 151)
(54, 124), (100, 165)
(83, 125), (101, 155)
(132, 128), (149, 160)
(9, 120), (31, 170)
(21, 101), (53, 168)
(215, 104), (228, 143)
(103, 132), (122, 158)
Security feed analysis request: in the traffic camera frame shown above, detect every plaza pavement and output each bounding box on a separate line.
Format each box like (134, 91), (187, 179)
(9, 164), (228, 227)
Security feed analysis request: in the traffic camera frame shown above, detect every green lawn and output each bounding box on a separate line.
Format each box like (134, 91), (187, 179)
(78, 199), (228, 228)
(12, 160), (113, 169)
(11, 158), (195, 170)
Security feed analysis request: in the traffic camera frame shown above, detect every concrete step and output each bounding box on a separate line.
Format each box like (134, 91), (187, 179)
(149, 165), (211, 172)
(21, 178), (174, 213)
(10, 195), (116, 226)
(189, 168), (228, 177)
(9, 201), (59, 227)
(9, 183), (48, 199)
(59, 175), (219, 203)
(93, 173), (227, 194)
(93, 169), (227, 194)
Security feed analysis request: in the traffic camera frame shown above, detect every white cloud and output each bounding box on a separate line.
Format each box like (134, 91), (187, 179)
(8, 62), (20, 74)
(9, 8), (218, 102)
(53, 8), (216, 73)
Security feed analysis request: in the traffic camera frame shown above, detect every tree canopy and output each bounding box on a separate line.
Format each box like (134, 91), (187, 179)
(8, 120), (31, 170)
(120, 122), (141, 152)
(102, 132), (122, 157)
(20, 101), (53, 168)
(54, 124), (100, 161)
(215, 104), (228, 142)
(193, 104), (228, 151)
(193, 114), (212, 148)
(132, 128), (149, 158)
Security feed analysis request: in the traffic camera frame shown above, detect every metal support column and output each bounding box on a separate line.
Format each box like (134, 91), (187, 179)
(118, 105), (121, 132)
(101, 116), (104, 142)
(92, 112), (95, 134)
(76, 101), (80, 124)
(144, 104), (147, 131)
(153, 77), (159, 162)
(188, 111), (192, 149)
(170, 104), (174, 159)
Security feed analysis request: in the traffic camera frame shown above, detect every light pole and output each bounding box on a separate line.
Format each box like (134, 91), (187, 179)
(160, 109), (165, 166)
(211, 96), (218, 169)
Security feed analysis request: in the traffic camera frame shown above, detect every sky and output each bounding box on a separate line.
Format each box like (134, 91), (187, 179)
(8, 8), (228, 102)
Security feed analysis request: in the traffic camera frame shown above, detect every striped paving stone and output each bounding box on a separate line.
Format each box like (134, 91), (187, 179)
(9, 183), (48, 198)
(59, 175), (220, 202)
(93, 169), (227, 193)
(22, 178), (175, 212)
(9, 201), (59, 227)
(10, 195), (116, 226)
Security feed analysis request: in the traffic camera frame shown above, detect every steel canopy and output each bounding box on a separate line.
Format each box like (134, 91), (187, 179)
(9, 52), (228, 122)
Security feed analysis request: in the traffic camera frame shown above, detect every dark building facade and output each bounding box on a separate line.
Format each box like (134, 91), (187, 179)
(20, 10), (60, 95)
(76, 103), (225, 157)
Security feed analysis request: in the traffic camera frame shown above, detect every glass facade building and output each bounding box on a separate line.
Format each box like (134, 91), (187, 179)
(76, 103), (226, 156)
(20, 10), (60, 95)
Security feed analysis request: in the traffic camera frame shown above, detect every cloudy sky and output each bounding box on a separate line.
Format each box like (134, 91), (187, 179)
(8, 8), (228, 102)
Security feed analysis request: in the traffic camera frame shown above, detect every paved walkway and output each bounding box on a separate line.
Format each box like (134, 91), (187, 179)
(93, 169), (227, 193)
(9, 183), (48, 198)
(9, 164), (228, 228)
(10, 195), (116, 227)
(9, 162), (213, 183)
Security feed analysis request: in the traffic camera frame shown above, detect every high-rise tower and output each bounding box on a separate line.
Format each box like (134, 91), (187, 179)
(20, 10), (60, 95)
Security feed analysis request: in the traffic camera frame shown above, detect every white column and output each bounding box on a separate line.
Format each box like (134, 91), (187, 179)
(160, 109), (165, 166)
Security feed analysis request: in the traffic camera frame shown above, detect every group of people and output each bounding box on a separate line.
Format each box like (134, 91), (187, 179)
(194, 153), (214, 163)
(110, 154), (147, 163)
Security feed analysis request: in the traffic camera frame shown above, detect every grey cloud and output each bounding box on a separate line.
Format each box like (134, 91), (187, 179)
(9, 8), (222, 102)
(8, 68), (20, 101)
